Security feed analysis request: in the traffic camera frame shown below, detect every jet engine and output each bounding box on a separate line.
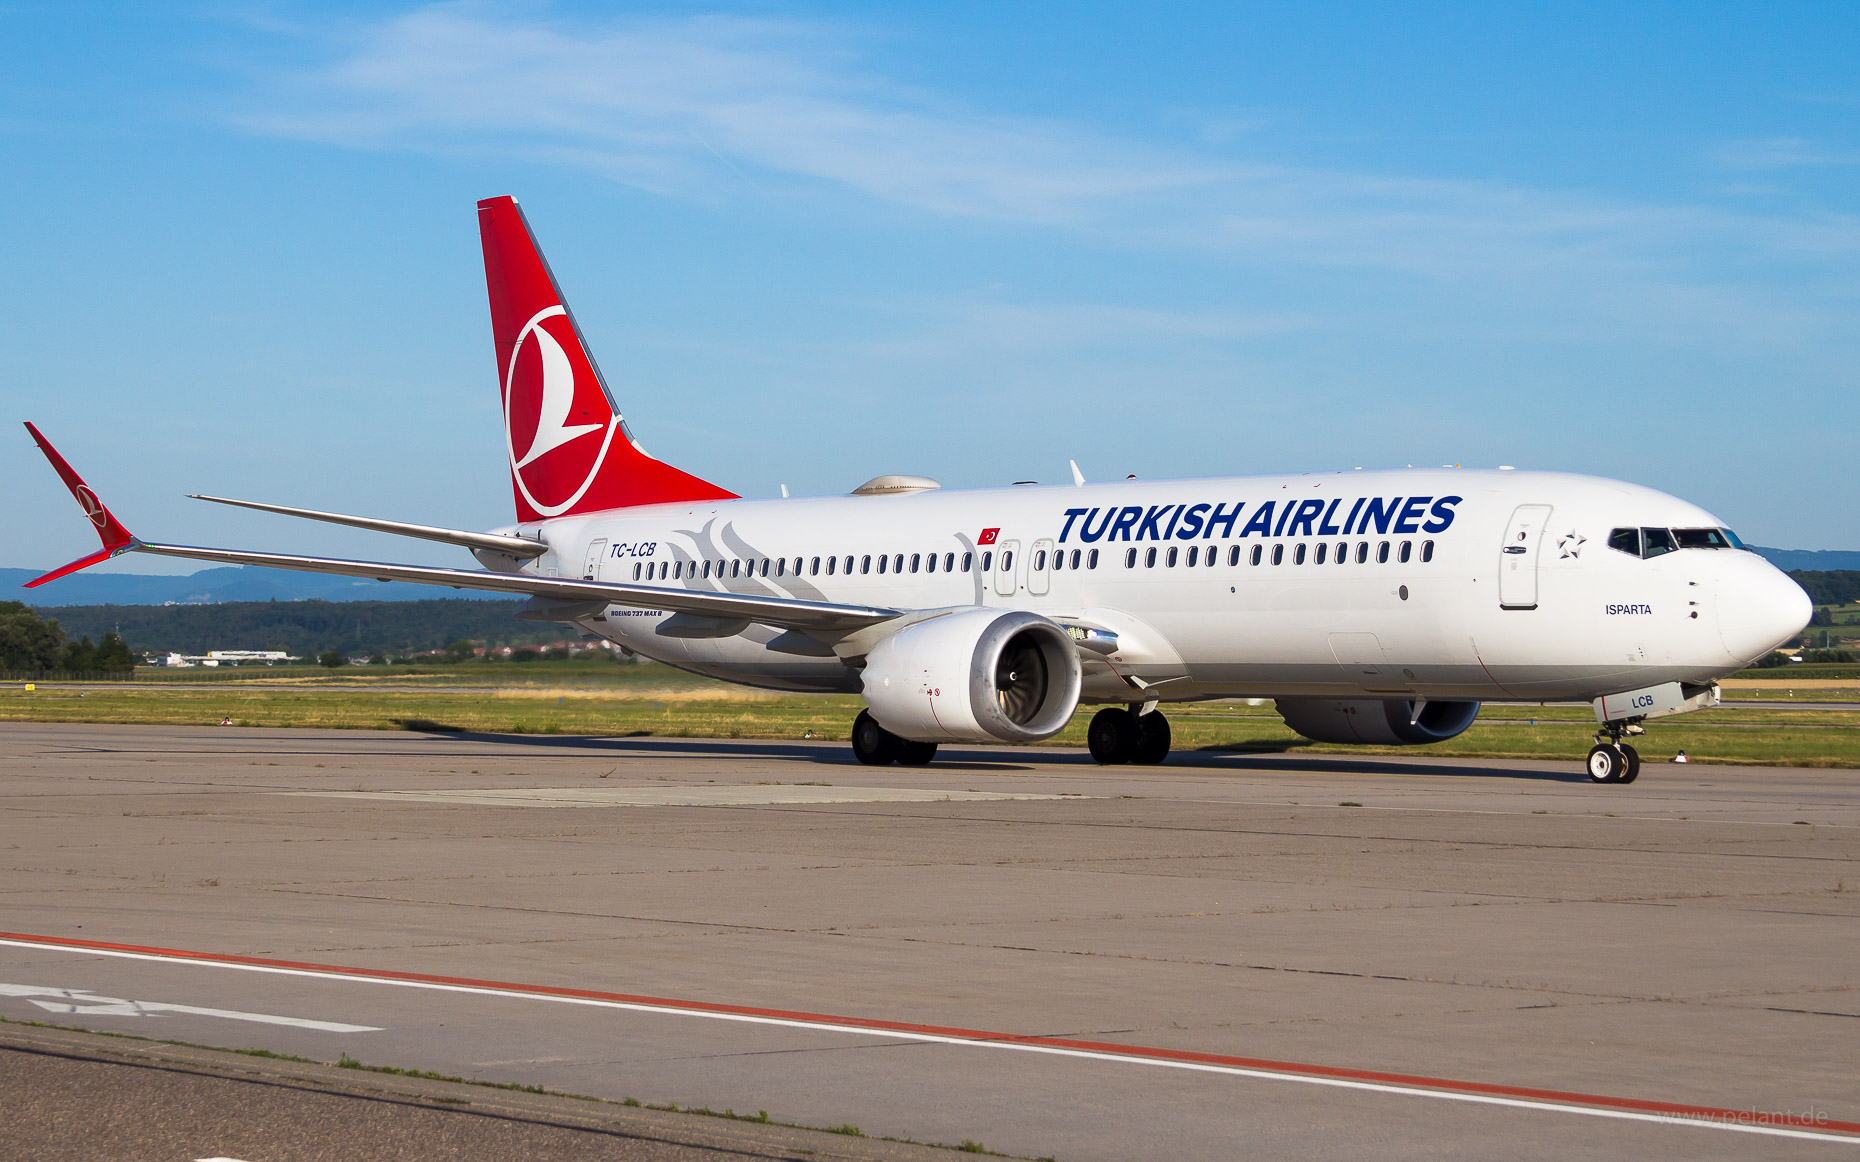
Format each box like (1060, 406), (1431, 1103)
(862, 609), (1083, 744)
(1276, 698), (1481, 746)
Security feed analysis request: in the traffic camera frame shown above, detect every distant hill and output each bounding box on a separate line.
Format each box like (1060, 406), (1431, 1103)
(1754, 547), (1860, 572)
(39, 598), (565, 657)
(8, 565), (508, 606)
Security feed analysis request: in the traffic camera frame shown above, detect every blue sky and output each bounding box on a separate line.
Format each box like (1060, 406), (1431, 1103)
(4, 1), (1856, 574)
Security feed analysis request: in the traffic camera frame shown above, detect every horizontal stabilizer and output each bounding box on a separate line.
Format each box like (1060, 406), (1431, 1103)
(188, 494), (547, 558)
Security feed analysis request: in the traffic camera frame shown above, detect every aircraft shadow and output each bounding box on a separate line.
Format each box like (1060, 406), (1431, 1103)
(389, 727), (1586, 782)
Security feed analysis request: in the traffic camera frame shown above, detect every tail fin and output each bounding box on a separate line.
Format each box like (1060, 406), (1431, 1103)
(477, 196), (736, 521)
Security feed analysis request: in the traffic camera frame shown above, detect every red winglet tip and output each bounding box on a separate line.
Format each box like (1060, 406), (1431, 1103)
(24, 422), (136, 550)
(25, 545), (130, 589)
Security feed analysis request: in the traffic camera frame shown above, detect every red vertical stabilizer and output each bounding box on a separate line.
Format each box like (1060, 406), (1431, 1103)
(477, 196), (736, 522)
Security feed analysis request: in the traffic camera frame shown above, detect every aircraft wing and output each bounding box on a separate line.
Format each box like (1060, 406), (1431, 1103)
(129, 542), (898, 632)
(23, 423), (900, 635)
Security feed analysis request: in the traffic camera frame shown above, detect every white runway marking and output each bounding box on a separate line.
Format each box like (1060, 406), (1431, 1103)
(278, 785), (1078, 808)
(0, 983), (381, 1032)
(1, 939), (1853, 1146)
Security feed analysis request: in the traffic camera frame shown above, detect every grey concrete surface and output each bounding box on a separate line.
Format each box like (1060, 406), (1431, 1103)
(1, 722), (1856, 1160)
(0, 1022), (962, 1162)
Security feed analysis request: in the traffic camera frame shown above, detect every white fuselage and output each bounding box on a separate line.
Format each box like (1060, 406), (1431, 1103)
(500, 468), (1807, 705)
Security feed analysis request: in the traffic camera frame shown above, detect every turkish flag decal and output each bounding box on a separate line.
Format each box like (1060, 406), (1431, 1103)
(978, 528), (1000, 545)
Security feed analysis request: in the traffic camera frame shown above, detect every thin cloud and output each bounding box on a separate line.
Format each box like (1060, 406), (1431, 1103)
(1710, 136), (1860, 170)
(236, 5), (1860, 292)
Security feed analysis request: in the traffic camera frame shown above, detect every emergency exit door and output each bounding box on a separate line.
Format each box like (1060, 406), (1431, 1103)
(1498, 505), (1552, 609)
(583, 540), (607, 581)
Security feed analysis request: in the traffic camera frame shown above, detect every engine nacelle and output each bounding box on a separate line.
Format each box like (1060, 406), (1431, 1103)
(1276, 698), (1481, 746)
(862, 609), (1083, 744)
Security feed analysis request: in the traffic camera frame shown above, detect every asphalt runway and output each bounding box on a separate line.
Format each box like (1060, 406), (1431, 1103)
(2, 723), (1856, 1160)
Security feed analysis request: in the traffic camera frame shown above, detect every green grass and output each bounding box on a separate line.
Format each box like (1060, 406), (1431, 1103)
(5, 679), (1859, 767)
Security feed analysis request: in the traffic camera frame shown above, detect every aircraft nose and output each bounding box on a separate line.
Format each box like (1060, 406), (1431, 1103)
(1718, 555), (1813, 663)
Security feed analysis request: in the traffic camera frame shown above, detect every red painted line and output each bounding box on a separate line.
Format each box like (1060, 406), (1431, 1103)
(3, 928), (1853, 1136)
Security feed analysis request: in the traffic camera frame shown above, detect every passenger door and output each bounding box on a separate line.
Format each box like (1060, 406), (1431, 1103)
(993, 540), (1020, 597)
(1028, 538), (1054, 596)
(1498, 505), (1552, 610)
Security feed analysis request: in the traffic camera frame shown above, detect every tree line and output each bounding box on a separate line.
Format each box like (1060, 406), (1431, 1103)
(27, 598), (573, 659)
(0, 601), (135, 672)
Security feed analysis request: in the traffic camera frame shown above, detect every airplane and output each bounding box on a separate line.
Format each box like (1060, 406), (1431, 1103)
(23, 196), (1812, 784)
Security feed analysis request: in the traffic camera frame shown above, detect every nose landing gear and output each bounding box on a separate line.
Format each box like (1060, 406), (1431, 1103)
(1587, 719), (1644, 783)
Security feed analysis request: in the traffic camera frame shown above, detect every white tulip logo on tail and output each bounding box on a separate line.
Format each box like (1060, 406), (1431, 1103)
(503, 305), (619, 518)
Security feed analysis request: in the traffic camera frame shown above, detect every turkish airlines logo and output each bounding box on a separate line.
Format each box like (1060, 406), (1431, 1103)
(75, 485), (107, 528)
(503, 305), (618, 517)
(977, 528), (1000, 545)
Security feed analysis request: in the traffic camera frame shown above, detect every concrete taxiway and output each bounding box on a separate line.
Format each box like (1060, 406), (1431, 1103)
(1, 722), (1856, 1160)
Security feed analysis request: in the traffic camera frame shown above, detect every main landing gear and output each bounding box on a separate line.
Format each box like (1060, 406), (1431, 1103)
(1587, 718), (1644, 784)
(1088, 706), (1172, 765)
(851, 709), (938, 767)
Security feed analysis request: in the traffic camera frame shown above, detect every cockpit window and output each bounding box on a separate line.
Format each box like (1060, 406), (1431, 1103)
(1674, 528), (1739, 550)
(1614, 526), (1748, 559)
(1641, 528), (1678, 558)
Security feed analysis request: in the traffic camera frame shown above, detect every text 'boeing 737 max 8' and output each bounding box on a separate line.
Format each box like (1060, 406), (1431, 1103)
(24, 196), (1813, 783)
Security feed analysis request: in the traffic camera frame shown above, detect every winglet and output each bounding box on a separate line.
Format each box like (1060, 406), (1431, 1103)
(23, 422), (139, 588)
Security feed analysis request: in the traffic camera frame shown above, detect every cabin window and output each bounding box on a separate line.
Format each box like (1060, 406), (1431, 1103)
(1165, 546), (1177, 567)
(1001, 550), (1014, 572)
(1271, 544), (1284, 565)
(947, 552), (958, 572)
(1356, 542), (1369, 564)
(861, 555), (871, 574)
(632, 562), (641, 580)
(877, 554), (887, 574)
(981, 551), (993, 572)
(810, 556), (820, 576)
(1250, 545), (1263, 566)
(962, 552), (973, 571)
(1421, 540), (1434, 562)
(1145, 547), (1157, 568)
(893, 554), (904, 573)
(1377, 541), (1390, 563)
(924, 552), (936, 574)
(1608, 528), (1640, 556)
(825, 556), (836, 575)
(760, 559), (771, 577)
(775, 558), (785, 577)
(1398, 541), (1412, 563)
(729, 560), (740, 578)
(1088, 548), (1099, 569)
(1205, 546), (1216, 567)
(1033, 550), (1046, 571)
(1125, 548), (1137, 568)
(1229, 545), (1242, 566)
(1315, 543), (1327, 565)
(793, 557), (803, 575)
(844, 555), (854, 574)
(1336, 542), (1348, 565)
(1051, 551), (1063, 571)
(910, 553), (921, 573)
(1293, 543), (1306, 565)
(1185, 546), (1198, 567)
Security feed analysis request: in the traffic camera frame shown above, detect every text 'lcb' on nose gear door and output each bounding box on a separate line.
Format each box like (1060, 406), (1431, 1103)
(1498, 505), (1552, 610)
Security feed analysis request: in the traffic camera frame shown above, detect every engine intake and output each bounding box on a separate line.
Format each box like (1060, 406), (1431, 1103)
(862, 610), (1083, 744)
(1276, 698), (1481, 746)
